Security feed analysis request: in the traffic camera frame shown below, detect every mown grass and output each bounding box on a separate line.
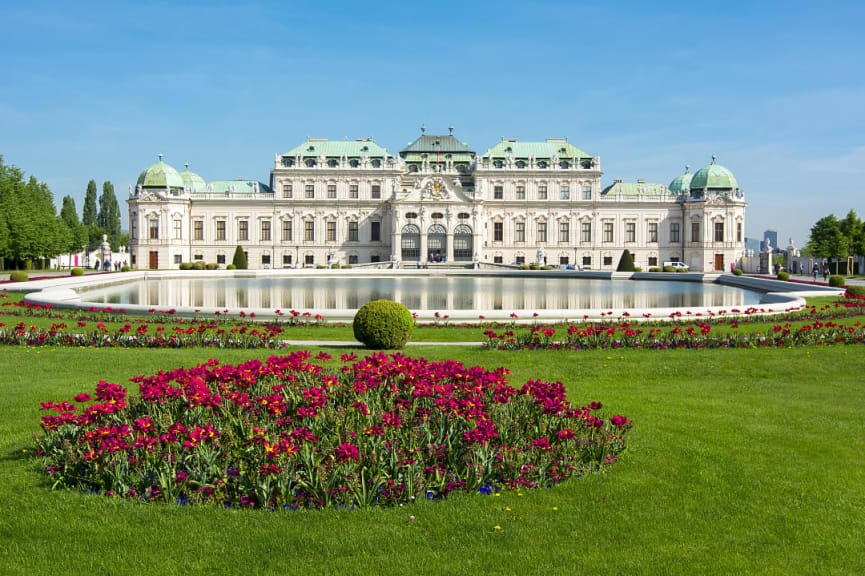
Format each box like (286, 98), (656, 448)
(1, 344), (864, 575)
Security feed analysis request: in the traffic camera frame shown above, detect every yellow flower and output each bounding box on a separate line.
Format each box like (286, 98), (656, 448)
(505, 507), (511, 511)
(552, 507), (558, 511)
(493, 525), (501, 531)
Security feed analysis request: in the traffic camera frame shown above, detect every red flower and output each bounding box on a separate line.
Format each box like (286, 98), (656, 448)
(334, 442), (360, 463)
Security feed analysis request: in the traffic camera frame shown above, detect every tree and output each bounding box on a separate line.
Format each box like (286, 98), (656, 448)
(82, 180), (98, 226)
(839, 210), (865, 256)
(616, 249), (636, 272)
(807, 215), (849, 274)
(232, 245), (248, 269)
(60, 195), (88, 252)
(97, 181), (121, 248)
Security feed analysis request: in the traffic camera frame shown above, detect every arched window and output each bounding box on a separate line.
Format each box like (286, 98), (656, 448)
(454, 224), (473, 261)
(537, 160), (547, 169)
(349, 159), (359, 168)
(427, 224), (447, 262)
(327, 159), (338, 168)
(457, 212), (470, 220)
(405, 212), (418, 219)
(401, 224), (420, 260)
(516, 160), (526, 169)
(371, 159), (381, 168)
(431, 212), (444, 220)
(305, 158), (316, 167)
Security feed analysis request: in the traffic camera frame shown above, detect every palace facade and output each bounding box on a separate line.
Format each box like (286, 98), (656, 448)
(127, 128), (746, 272)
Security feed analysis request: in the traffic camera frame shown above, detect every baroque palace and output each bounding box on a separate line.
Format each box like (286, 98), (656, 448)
(127, 127), (746, 272)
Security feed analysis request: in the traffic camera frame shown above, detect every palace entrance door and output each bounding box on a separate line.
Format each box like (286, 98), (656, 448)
(427, 225), (447, 262)
(149, 251), (159, 270)
(714, 253), (724, 271)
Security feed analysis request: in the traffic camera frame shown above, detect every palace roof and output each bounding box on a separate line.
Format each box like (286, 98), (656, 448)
(601, 180), (670, 196)
(482, 139), (591, 160)
(282, 138), (390, 158)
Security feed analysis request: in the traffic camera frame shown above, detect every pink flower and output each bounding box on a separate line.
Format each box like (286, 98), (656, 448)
(74, 393), (91, 403)
(334, 442), (360, 463)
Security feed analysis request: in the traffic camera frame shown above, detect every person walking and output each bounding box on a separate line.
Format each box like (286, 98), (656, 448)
(812, 264), (819, 282)
(823, 263), (830, 282)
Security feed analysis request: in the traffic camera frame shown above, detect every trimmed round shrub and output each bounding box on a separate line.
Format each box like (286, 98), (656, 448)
(226, 264), (237, 270)
(70, 268), (84, 276)
(540, 265), (552, 270)
(733, 268), (744, 276)
(192, 261), (206, 271)
(829, 275), (846, 287)
(649, 267), (662, 272)
(529, 263), (540, 270)
(120, 266), (131, 272)
(341, 264), (352, 269)
(663, 266), (676, 272)
(353, 300), (414, 349)
(675, 268), (688, 273)
(206, 263), (218, 270)
(9, 271), (28, 282)
(518, 264), (530, 270)
(777, 271), (790, 281)
(633, 267), (642, 272)
(331, 263), (340, 269)
(316, 265), (327, 269)
(179, 262), (192, 270)
(846, 285), (865, 297)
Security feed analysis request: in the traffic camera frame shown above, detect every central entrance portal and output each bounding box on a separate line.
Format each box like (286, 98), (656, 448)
(427, 224), (446, 262)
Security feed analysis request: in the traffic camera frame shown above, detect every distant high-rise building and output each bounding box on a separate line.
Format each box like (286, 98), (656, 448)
(745, 237), (761, 254)
(763, 229), (778, 250)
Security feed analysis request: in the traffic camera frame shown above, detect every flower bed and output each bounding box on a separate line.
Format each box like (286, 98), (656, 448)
(33, 352), (630, 510)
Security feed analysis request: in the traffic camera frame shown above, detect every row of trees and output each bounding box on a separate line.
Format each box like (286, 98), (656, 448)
(0, 156), (125, 270)
(806, 210), (865, 273)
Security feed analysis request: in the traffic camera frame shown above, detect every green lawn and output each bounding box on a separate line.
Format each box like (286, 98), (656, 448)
(1, 344), (864, 575)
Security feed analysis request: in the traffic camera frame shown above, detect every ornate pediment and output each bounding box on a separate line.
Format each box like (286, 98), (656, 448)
(395, 174), (474, 205)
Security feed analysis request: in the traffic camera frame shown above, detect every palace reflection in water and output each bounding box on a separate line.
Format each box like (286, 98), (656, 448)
(78, 277), (762, 312)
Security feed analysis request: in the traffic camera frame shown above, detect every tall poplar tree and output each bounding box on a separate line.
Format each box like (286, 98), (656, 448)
(98, 180), (121, 247)
(60, 195), (88, 252)
(82, 180), (98, 226)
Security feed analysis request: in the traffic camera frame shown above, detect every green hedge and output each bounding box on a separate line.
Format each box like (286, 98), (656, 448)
(352, 300), (414, 349)
(663, 266), (676, 272)
(518, 265), (530, 270)
(846, 285), (865, 297)
(828, 275), (846, 287)
(70, 268), (84, 276)
(649, 267), (662, 272)
(777, 271), (790, 281)
(120, 266), (131, 272)
(733, 268), (744, 276)
(9, 271), (28, 282)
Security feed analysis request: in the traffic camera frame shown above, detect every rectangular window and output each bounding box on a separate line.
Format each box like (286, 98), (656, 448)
(714, 222), (724, 242)
(737, 222), (743, 242)
(603, 256), (613, 266)
(282, 184), (292, 199)
(371, 184), (381, 199)
(282, 254), (292, 266)
(173, 219), (182, 240)
(516, 185), (525, 200)
(670, 222), (680, 243)
(348, 255), (358, 264)
(582, 183), (592, 200)
(648, 256), (658, 267)
(261, 220), (271, 241)
(582, 256), (591, 267)
(560, 184), (570, 200)
(304, 221), (314, 241)
(559, 222), (569, 243)
(193, 253), (203, 261)
(216, 220), (226, 241)
(149, 219), (159, 240)
(217, 254), (226, 265)
(493, 256), (503, 264)
(494, 185), (503, 200)
(238, 220), (249, 241)
(305, 184), (315, 199)
(174, 254), (182, 264)
(515, 222), (525, 242)
(282, 220), (293, 242)
(193, 221), (203, 241)
(326, 221), (336, 242)
(603, 222), (613, 243)
(371, 255), (380, 263)
(131, 219), (136, 240)
(305, 255), (314, 266)
(559, 256), (569, 265)
(537, 222), (547, 243)
(581, 222), (591, 243)
(538, 184), (547, 200)
(348, 221), (358, 242)
(648, 222), (658, 243)
(371, 221), (381, 242)
(262, 254), (271, 266)
(692, 222), (701, 243)
(494, 222), (503, 242)
(625, 222), (636, 243)
(349, 184), (359, 199)
(515, 256), (525, 265)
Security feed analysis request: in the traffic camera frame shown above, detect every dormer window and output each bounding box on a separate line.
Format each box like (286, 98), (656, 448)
(537, 161), (547, 169)
(371, 159), (381, 168)
(516, 160), (526, 169)
(349, 159), (359, 167)
(559, 161), (570, 169)
(493, 160), (504, 169)
(305, 158), (316, 167)
(281, 157), (294, 167)
(559, 147), (567, 154)
(327, 159), (338, 168)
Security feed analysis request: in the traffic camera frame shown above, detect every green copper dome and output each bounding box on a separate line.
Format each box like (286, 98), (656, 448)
(179, 162), (206, 193)
(689, 156), (738, 192)
(668, 165), (693, 194)
(136, 154), (185, 191)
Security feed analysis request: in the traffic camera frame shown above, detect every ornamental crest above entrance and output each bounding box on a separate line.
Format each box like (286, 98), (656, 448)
(398, 174), (473, 204)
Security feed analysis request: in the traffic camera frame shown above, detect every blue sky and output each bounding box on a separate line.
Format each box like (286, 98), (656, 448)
(1, 0), (863, 246)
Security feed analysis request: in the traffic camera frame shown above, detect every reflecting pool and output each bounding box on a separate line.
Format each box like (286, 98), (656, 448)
(77, 276), (764, 312)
